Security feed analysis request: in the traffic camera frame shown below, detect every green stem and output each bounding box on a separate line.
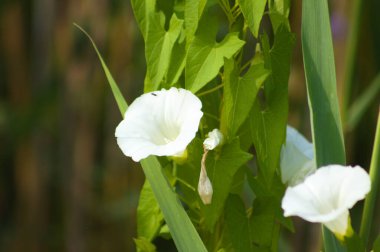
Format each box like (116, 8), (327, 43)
(360, 109), (380, 248)
(197, 84), (224, 97)
(342, 0), (364, 123)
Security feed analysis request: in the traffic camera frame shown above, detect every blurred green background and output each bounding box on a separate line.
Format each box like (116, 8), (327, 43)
(0, 0), (379, 251)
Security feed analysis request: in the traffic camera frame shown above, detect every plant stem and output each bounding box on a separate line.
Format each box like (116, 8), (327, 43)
(197, 84), (224, 97)
(360, 109), (380, 248)
(342, 0), (364, 124)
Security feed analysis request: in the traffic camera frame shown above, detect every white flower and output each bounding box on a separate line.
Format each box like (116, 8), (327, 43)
(282, 165), (371, 237)
(115, 87), (203, 162)
(203, 129), (224, 150)
(281, 126), (316, 186)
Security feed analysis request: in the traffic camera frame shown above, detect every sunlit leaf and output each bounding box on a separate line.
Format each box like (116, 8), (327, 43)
(145, 13), (183, 91)
(221, 58), (270, 139)
(239, 0), (267, 37)
(131, 0), (156, 40)
(134, 237), (157, 252)
(185, 16), (245, 93)
(184, 0), (207, 43)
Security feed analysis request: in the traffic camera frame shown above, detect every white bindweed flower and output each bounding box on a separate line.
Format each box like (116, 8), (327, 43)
(203, 128), (224, 150)
(281, 126), (316, 186)
(282, 165), (371, 238)
(115, 87), (203, 162)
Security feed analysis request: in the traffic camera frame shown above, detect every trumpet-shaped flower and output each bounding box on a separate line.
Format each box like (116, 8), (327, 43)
(281, 126), (316, 186)
(115, 88), (203, 162)
(282, 165), (371, 237)
(203, 128), (224, 150)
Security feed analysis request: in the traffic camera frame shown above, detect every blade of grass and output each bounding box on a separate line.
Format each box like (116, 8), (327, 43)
(74, 23), (128, 116)
(346, 73), (380, 132)
(75, 24), (207, 251)
(301, 0), (346, 251)
(360, 109), (380, 249)
(141, 157), (207, 252)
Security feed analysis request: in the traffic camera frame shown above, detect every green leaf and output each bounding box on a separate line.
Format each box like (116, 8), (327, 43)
(137, 180), (164, 241)
(250, 25), (295, 184)
(301, 0), (346, 251)
(158, 224), (172, 240)
(372, 235), (380, 252)
(131, 0), (156, 40)
(201, 139), (252, 231)
(185, 16), (245, 93)
(249, 197), (281, 252)
(221, 58), (270, 138)
(141, 157), (208, 252)
(239, 0), (267, 37)
(74, 24), (128, 116)
(134, 237), (157, 252)
(165, 38), (187, 87)
(268, 0), (290, 18)
(225, 194), (253, 252)
(184, 0), (207, 43)
(145, 13), (184, 91)
(247, 172), (294, 232)
(344, 233), (365, 252)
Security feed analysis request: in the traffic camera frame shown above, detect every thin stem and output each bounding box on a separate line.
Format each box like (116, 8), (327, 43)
(360, 109), (380, 248)
(204, 112), (221, 122)
(342, 0), (364, 124)
(197, 84), (224, 97)
(176, 177), (196, 191)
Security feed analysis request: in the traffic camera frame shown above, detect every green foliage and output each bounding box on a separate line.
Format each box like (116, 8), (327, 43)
(137, 181), (164, 241)
(134, 237), (157, 252)
(84, 0), (353, 250)
(201, 139), (252, 231)
(185, 15), (245, 93)
(250, 25), (295, 184)
(131, 0), (156, 39)
(184, 0), (207, 43)
(373, 235), (380, 252)
(145, 13), (183, 91)
(221, 58), (270, 139)
(301, 0), (346, 251)
(224, 194), (253, 251)
(239, 0), (267, 37)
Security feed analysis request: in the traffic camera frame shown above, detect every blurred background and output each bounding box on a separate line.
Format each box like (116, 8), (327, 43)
(0, 0), (379, 251)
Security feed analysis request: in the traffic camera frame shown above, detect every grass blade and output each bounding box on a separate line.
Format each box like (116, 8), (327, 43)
(141, 157), (207, 252)
(360, 109), (380, 249)
(301, 0), (346, 251)
(74, 23), (128, 115)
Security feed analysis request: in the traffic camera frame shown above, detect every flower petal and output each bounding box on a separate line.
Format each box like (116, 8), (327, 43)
(115, 88), (203, 162)
(282, 164), (370, 236)
(280, 126), (316, 185)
